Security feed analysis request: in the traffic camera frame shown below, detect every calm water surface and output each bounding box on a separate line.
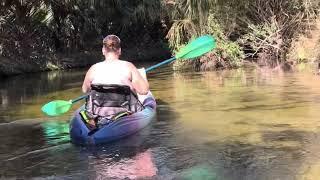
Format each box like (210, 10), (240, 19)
(1, 67), (320, 179)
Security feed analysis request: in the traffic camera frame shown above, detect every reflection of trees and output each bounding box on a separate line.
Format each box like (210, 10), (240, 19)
(0, 70), (83, 106)
(0, 70), (85, 121)
(0, 89), (8, 108)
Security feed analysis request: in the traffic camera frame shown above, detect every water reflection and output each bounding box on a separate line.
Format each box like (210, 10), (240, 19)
(87, 148), (157, 179)
(0, 118), (80, 178)
(78, 121), (161, 179)
(1, 67), (320, 179)
(164, 69), (320, 179)
(42, 121), (70, 145)
(0, 70), (86, 122)
(99, 149), (156, 179)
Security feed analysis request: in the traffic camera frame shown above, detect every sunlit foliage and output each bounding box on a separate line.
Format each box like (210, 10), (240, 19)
(0, 0), (320, 73)
(166, 0), (320, 70)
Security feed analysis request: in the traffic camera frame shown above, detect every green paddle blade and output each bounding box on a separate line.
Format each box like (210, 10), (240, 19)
(41, 100), (72, 116)
(175, 35), (216, 60)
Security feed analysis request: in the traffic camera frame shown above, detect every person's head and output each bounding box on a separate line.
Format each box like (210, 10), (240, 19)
(102, 35), (121, 57)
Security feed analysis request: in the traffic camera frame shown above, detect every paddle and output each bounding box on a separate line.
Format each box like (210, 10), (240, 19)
(41, 35), (216, 116)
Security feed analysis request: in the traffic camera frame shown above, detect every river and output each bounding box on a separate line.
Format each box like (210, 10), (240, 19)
(1, 66), (320, 179)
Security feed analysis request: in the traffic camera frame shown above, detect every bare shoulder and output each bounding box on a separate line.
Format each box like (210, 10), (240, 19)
(119, 60), (136, 69)
(90, 61), (104, 69)
(89, 64), (95, 70)
(87, 62), (96, 69)
(86, 62), (100, 74)
(92, 61), (103, 67)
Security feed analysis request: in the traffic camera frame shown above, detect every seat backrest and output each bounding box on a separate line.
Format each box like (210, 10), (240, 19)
(91, 84), (131, 95)
(86, 84), (143, 119)
(91, 84), (131, 108)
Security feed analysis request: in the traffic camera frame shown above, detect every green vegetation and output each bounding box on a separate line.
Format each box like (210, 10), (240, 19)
(0, 0), (167, 76)
(0, 0), (320, 75)
(167, 0), (320, 70)
(239, 0), (320, 68)
(166, 0), (244, 70)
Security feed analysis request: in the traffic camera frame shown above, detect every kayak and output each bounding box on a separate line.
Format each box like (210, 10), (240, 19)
(69, 92), (156, 145)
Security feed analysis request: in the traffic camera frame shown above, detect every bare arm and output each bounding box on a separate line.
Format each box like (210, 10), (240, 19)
(82, 65), (95, 93)
(129, 63), (149, 95)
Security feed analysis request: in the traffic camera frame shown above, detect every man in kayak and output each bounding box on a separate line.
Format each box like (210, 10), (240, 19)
(82, 34), (149, 94)
(81, 35), (149, 128)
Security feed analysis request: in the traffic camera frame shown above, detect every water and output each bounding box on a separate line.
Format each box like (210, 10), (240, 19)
(1, 67), (320, 179)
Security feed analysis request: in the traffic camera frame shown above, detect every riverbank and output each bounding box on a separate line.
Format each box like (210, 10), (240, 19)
(0, 52), (100, 77)
(0, 42), (171, 78)
(2, 19), (320, 78)
(1, 1), (319, 78)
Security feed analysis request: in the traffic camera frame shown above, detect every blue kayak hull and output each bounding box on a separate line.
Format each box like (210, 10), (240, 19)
(69, 94), (156, 145)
